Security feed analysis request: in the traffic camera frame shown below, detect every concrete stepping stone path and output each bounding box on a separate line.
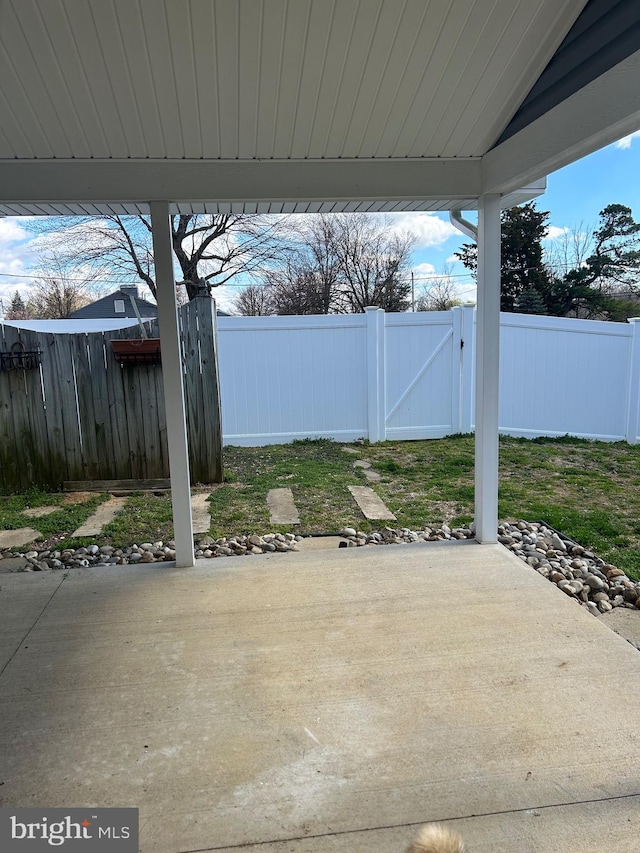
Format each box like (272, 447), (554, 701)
(353, 459), (381, 482)
(72, 496), (128, 537)
(21, 506), (59, 518)
(267, 488), (300, 525)
(348, 485), (396, 521)
(191, 493), (211, 535)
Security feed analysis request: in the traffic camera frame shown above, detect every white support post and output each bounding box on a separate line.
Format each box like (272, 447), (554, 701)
(625, 318), (640, 444)
(365, 307), (385, 442)
(150, 202), (194, 567)
(474, 194), (501, 543)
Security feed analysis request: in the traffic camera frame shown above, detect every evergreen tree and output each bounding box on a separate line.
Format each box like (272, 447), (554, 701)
(455, 202), (553, 312)
(5, 291), (29, 320)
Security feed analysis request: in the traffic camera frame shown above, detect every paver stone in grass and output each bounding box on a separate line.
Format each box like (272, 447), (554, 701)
(0, 528), (42, 549)
(21, 506), (59, 518)
(267, 488), (300, 525)
(72, 496), (127, 538)
(348, 485), (396, 520)
(191, 493), (211, 535)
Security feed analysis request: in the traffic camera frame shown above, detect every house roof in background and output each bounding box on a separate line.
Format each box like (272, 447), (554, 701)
(0, 0), (638, 216)
(69, 288), (158, 321)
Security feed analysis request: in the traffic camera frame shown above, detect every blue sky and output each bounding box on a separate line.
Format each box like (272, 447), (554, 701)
(1, 130), (639, 313)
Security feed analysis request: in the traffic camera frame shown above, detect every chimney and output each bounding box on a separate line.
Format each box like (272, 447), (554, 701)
(120, 285), (140, 299)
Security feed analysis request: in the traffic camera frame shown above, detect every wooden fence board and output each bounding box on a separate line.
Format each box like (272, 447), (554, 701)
(0, 303), (222, 491)
(72, 334), (100, 481)
(86, 335), (116, 480)
(13, 327), (52, 487)
(104, 330), (134, 481)
(198, 299), (224, 483)
(37, 333), (71, 486)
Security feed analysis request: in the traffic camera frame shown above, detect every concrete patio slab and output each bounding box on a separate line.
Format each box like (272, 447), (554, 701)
(348, 484), (396, 519)
(71, 496), (127, 537)
(267, 487), (300, 524)
(0, 543), (638, 852)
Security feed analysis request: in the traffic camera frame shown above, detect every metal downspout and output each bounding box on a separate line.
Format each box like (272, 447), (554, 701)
(449, 210), (478, 242)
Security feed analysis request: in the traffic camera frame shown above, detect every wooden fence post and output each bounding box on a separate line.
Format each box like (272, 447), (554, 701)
(181, 297), (224, 483)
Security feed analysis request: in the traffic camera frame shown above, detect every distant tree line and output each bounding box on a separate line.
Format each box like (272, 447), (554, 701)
(455, 202), (640, 320)
(9, 201), (640, 321)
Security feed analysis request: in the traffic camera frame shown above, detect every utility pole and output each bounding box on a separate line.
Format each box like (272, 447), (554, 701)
(411, 271), (415, 311)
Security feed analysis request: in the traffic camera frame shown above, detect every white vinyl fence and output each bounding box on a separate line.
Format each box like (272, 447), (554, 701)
(216, 307), (640, 446)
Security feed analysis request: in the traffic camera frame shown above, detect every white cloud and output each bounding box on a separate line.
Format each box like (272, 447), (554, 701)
(412, 262), (437, 279)
(615, 130), (640, 149)
(386, 212), (459, 248)
(544, 225), (570, 241)
(0, 218), (41, 310)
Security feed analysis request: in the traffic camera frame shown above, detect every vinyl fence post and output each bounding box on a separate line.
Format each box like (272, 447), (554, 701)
(365, 307), (385, 442)
(459, 303), (475, 434)
(625, 318), (640, 444)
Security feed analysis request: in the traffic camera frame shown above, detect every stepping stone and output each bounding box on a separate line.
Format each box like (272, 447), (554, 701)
(0, 528), (42, 549)
(341, 446), (360, 455)
(22, 506), (58, 518)
(267, 488), (300, 525)
(353, 459), (381, 482)
(348, 486), (396, 521)
(191, 493), (211, 535)
(72, 496), (127, 537)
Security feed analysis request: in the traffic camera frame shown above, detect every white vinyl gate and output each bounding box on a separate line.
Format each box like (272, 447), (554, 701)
(216, 306), (474, 445)
(215, 308), (640, 446)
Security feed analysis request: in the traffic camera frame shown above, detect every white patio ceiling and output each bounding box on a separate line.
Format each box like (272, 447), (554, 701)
(1, 0), (639, 217)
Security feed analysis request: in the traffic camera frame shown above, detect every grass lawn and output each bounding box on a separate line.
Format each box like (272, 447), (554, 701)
(1, 435), (639, 579)
(213, 435), (640, 579)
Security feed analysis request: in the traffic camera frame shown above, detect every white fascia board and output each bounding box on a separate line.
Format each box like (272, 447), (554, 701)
(482, 49), (640, 196)
(0, 157), (481, 207)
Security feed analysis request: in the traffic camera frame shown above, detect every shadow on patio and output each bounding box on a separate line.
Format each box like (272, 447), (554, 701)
(1, 542), (639, 851)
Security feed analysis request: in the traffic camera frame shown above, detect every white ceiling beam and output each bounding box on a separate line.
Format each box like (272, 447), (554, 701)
(0, 157), (482, 206)
(482, 49), (640, 196)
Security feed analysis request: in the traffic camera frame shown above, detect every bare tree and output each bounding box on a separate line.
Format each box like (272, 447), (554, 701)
(25, 252), (101, 319)
(29, 213), (294, 302)
(256, 213), (415, 315)
(415, 273), (461, 311)
(544, 224), (593, 281)
(235, 284), (274, 316)
(27, 278), (92, 318)
(331, 214), (414, 313)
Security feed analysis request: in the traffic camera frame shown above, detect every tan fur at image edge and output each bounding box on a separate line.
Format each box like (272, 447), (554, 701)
(407, 823), (465, 853)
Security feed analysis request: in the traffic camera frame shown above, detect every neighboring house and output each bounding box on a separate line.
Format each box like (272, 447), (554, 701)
(70, 285), (230, 319)
(69, 286), (157, 321)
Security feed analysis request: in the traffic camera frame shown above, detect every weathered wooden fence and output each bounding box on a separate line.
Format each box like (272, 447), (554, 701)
(0, 297), (222, 491)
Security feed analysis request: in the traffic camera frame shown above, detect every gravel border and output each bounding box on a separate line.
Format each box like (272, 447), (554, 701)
(2, 522), (640, 624)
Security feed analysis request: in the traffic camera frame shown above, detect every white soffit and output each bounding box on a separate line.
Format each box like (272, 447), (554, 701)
(0, 0), (589, 210)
